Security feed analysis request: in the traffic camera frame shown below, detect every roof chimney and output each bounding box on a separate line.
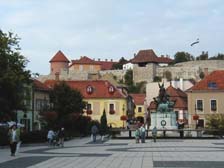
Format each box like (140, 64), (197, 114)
(204, 68), (209, 76)
(98, 58), (101, 61)
(105, 59), (108, 62)
(111, 59), (113, 62)
(134, 53), (136, 57)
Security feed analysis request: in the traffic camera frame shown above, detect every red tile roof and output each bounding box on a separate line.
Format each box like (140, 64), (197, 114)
(131, 49), (173, 64)
(187, 70), (224, 91)
(49, 50), (70, 63)
(44, 80), (126, 99)
(70, 56), (101, 66)
(95, 61), (117, 70)
(70, 56), (117, 70)
(148, 85), (187, 110)
(130, 94), (146, 105)
(33, 79), (50, 91)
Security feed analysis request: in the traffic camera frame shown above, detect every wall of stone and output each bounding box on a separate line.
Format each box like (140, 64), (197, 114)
(133, 63), (157, 83)
(99, 69), (127, 81)
(133, 60), (224, 83)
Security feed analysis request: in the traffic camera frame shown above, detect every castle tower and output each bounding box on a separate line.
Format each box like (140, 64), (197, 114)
(49, 50), (70, 75)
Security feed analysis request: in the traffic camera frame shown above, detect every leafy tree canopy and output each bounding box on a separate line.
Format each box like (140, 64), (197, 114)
(174, 51), (194, 64)
(209, 53), (224, 60)
(124, 69), (133, 85)
(196, 51), (208, 60)
(0, 30), (31, 121)
(112, 57), (127, 69)
(50, 81), (86, 124)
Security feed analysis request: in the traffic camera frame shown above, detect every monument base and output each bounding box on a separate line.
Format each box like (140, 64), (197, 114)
(150, 111), (177, 129)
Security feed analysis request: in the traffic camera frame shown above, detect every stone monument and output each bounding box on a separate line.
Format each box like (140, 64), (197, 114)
(150, 83), (177, 129)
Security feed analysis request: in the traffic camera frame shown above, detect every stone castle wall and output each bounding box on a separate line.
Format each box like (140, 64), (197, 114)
(133, 60), (224, 83)
(133, 63), (157, 83)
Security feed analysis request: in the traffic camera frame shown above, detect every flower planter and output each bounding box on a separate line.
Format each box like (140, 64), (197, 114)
(193, 115), (199, 120)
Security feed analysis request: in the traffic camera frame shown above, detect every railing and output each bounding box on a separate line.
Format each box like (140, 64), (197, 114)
(110, 128), (223, 138)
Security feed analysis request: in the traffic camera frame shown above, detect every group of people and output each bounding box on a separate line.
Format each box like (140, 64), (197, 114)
(135, 125), (158, 143)
(47, 127), (65, 147)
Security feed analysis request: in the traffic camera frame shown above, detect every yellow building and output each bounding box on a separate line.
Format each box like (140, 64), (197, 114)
(187, 70), (224, 128)
(45, 80), (127, 128)
(69, 56), (101, 73)
(130, 94), (146, 123)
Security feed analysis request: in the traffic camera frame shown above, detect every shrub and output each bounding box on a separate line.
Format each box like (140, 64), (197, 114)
(205, 114), (224, 136)
(20, 130), (48, 143)
(0, 127), (9, 146)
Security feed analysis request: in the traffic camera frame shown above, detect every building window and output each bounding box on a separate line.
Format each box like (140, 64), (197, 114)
(196, 100), (203, 111)
(138, 107), (142, 113)
(208, 82), (217, 89)
(210, 100), (217, 111)
(87, 103), (92, 111)
(86, 103), (92, 115)
(109, 103), (115, 114)
(36, 99), (48, 111)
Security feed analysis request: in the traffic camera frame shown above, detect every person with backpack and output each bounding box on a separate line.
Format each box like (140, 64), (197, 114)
(58, 127), (65, 147)
(135, 127), (140, 143)
(140, 124), (146, 143)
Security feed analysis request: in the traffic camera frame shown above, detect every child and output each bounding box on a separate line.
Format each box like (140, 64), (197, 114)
(135, 128), (140, 143)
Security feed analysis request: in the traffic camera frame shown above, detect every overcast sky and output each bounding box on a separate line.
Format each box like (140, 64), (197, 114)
(1, 0), (224, 75)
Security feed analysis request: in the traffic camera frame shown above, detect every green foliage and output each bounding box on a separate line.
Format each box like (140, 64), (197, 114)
(50, 81), (86, 124)
(199, 71), (205, 79)
(124, 69), (133, 85)
(112, 57), (127, 69)
(100, 109), (108, 135)
(0, 127), (8, 145)
(174, 51), (194, 64)
(163, 71), (172, 81)
(196, 51), (208, 60)
(153, 76), (162, 82)
(0, 30), (31, 121)
(20, 130), (48, 143)
(209, 53), (224, 60)
(206, 114), (224, 135)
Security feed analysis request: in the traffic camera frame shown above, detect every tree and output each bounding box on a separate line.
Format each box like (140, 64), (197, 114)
(174, 51), (194, 64)
(196, 51), (208, 60)
(49, 81), (86, 125)
(199, 71), (205, 79)
(0, 30), (31, 121)
(153, 76), (162, 82)
(163, 71), (172, 81)
(100, 109), (108, 136)
(209, 53), (224, 60)
(124, 69), (133, 85)
(112, 57), (127, 69)
(206, 114), (224, 136)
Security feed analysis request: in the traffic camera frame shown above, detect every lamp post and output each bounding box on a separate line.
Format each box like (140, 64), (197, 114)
(122, 104), (125, 128)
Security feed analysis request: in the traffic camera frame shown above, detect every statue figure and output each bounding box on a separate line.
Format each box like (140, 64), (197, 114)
(153, 83), (175, 112)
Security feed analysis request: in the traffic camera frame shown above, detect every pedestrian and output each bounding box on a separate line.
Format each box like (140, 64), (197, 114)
(152, 126), (157, 143)
(91, 125), (98, 142)
(8, 124), (20, 156)
(140, 124), (146, 143)
(47, 129), (55, 146)
(58, 127), (65, 147)
(135, 127), (140, 143)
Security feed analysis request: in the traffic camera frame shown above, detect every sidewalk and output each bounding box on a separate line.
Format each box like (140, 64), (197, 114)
(1, 136), (224, 168)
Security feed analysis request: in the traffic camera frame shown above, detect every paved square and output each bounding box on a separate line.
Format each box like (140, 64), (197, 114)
(1, 137), (224, 168)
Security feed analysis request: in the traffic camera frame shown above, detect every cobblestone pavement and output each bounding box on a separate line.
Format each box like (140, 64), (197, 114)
(1, 137), (224, 168)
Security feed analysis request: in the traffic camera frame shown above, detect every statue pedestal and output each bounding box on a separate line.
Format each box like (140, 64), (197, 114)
(150, 111), (177, 129)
